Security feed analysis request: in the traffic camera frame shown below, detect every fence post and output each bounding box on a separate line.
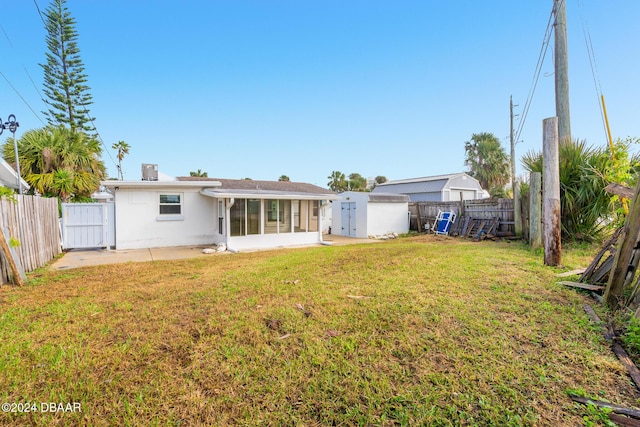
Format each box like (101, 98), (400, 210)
(543, 117), (562, 266)
(514, 181), (522, 236)
(529, 172), (543, 249)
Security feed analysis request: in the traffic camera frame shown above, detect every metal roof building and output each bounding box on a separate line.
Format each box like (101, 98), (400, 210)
(371, 173), (486, 202)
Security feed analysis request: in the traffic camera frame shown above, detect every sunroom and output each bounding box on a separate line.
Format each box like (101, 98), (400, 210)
(196, 179), (337, 252)
(201, 188), (336, 251)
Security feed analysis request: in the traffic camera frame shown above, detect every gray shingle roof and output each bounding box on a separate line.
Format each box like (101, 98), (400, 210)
(177, 177), (335, 196)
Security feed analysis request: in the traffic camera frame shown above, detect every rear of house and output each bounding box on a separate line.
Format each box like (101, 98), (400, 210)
(101, 177), (337, 251)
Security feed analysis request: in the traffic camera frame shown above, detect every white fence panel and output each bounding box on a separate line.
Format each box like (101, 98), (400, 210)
(62, 203), (114, 249)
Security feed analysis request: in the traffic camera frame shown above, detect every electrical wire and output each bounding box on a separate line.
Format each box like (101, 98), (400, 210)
(0, 3), (47, 125)
(0, 71), (47, 126)
(33, 0), (46, 25)
(89, 117), (119, 171)
(577, 0), (609, 145)
(0, 24), (14, 48)
(513, 3), (556, 147)
(23, 66), (44, 101)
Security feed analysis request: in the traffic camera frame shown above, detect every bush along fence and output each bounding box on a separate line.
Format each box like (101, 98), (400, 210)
(409, 198), (515, 239)
(0, 195), (61, 285)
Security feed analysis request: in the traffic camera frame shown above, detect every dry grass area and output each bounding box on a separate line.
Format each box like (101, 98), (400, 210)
(0, 235), (638, 426)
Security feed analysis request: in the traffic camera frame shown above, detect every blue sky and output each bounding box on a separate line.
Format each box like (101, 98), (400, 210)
(1, 1), (639, 187)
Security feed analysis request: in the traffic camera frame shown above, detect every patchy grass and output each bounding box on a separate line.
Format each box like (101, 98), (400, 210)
(0, 235), (637, 426)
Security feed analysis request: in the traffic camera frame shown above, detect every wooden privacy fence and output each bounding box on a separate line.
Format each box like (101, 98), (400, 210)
(0, 195), (61, 285)
(409, 198), (515, 236)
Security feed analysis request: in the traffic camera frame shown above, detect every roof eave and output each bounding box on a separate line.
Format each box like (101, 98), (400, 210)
(101, 180), (222, 189)
(200, 189), (338, 201)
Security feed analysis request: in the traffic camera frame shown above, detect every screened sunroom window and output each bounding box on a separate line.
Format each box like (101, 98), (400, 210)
(230, 199), (246, 237)
(279, 200), (291, 233)
(265, 199), (278, 234)
(309, 200), (319, 232)
(264, 199), (293, 234)
(218, 200), (224, 234)
(247, 199), (261, 235)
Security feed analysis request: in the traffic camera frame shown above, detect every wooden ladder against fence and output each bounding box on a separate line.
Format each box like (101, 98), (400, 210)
(0, 195), (61, 285)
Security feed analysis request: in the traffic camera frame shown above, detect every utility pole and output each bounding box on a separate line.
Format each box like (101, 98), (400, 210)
(554, 0), (571, 143)
(510, 96), (522, 237)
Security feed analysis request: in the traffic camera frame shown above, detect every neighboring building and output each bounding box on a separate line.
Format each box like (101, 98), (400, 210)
(332, 191), (409, 238)
(0, 158), (29, 191)
(101, 176), (337, 251)
(371, 173), (485, 202)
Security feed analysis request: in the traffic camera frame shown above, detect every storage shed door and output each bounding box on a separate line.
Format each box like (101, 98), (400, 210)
(341, 202), (356, 237)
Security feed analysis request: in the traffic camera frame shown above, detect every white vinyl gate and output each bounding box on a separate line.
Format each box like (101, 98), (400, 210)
(61, 203), (115, 249)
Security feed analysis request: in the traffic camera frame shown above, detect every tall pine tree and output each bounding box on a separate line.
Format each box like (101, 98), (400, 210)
(41, 0), (95, 133)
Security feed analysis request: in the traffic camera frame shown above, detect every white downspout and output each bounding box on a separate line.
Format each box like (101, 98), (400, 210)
(318, 200), (325, 244)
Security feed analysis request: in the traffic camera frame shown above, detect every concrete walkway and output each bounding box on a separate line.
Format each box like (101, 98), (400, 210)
(49, 235), (376, 270)
(49, 246), (219, 270)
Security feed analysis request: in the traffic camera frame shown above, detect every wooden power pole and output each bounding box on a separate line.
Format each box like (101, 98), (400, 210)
(543, 117), (561, 266)
(554, 0), (571, 143)
(510, 96), (522, 236)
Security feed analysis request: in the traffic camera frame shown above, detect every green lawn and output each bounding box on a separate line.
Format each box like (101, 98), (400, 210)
(0, 236), (637, 426)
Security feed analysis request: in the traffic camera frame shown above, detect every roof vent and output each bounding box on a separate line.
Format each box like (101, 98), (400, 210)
(141, 164), (158, 181)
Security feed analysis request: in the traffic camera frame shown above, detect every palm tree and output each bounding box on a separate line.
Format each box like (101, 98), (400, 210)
(375, 176), (387, 185)
(347, 173), (367, 191)
(112, 140), (130, 180)
(2, 126), (106, 202)
(521, 138), (636, 241)
(327, 171), (347, 192)
(464, 132), (510, 196)
(189, 169), (208, 177)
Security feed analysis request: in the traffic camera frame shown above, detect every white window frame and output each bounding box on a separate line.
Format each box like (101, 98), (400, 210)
(157, 193), (184, 221)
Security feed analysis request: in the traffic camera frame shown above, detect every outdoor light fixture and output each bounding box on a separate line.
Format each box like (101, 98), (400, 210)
(0, 114), (21, 194)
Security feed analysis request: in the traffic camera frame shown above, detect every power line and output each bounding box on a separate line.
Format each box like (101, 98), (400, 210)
(23, 66), (44, 101)
(0, 71), (46, 126)
(33, 0), (46, 25)
(0, 23), (13, 48)
(513, 3), (556, 147)
(89, 117), (119, 171)
(577, 0), (608, 145)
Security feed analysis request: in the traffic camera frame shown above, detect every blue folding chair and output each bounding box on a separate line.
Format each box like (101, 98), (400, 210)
(432, 210), (456, 235)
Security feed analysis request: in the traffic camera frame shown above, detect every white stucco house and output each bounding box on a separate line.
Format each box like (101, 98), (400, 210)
(371, 173), (486, 202)
(332, 191), (409, 238)
(100, 176), (337, 251)
(0, 158), (29, 191)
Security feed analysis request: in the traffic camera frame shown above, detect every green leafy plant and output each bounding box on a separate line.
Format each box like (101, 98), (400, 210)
(622, 316), (640, 358)
(522, 138), (639, 242)
(582, 402), (615, 427)
(0, 186), (17, 202)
